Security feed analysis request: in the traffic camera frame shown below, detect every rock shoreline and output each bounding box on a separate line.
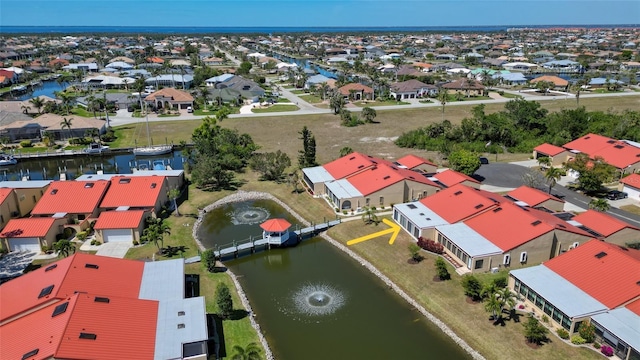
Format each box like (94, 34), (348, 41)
(192, 190), (485, 360)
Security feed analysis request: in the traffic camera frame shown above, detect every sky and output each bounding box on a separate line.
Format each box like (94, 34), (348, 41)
(1, 0), (638, 27)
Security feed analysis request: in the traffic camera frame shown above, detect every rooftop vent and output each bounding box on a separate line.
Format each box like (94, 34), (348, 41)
(454, 191), (463, 196)
(178, 311), (185, 316)
(52, 302), (69, 317)
(94, 297), (110, 303)
(474, 204), (484, 209)
(595, 251), (607, 259)
(584, 136), (591, 139)
(85, 263), (99, 269)
(383, 176), (391, 180)
(84, 183), (94, 188)
(45, 264), (57, 272)
(637, 281), (640, 286)
(178, 323), (185, 329)
(349, 156), (355, 160)
(531, 220), (542, 226)
(38, 285), (54, 299)
(614, 145), (624, 149)
(22, 349), (39, 360)
(79, 333), (97, 340)
(407, 204), (417, 209)
(357, 165), (364, 169)
(493, 207), (503, 213)
(150, 183), (157, 189)
(50, 189), (58, 195)
(119, 178), (131, 184)
(607, 140), (615, 143)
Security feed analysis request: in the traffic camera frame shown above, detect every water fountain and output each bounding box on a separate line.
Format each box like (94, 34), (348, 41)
(292, 283), (345, 317)
(228, 206), (270, 225)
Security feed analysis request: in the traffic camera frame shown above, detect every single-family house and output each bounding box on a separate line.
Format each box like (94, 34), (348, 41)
(62, 63), (98, 72)
(430, 169), (481, 189)
(502, 62), (538, 71)
(505, 186), (565, 212)
(0, 180), (51, 217)
(530, 75), (569, 90)
(204, 73), (235, 87)
(0, 188), (20, 231)
(31, 180), (110, 229)
(492, 72), (528, 85)
(1, 217), (67, 252)
(396, 154), (438, 174)
(532, 143), (573, 167)
(202, 57), (224, 66)
(570, 210), (640, 246)
(441, 78), (485, 96)
(542, 59), (581, 71)
(338, 83), (374, 101)
(0, 113), (106, 142)
(99, 176), (168, 216)
(509, 239), (640, 357)
(588, 77), (626, 89)
(389, 79), (437, 100)
(144, 88), (194, 110)
(93, 210), (147, 243)
(0, 253), (209, 359)
(145, 74), (194, 89)
(620, 174), (640, 200)
(563, 133), (640, 174)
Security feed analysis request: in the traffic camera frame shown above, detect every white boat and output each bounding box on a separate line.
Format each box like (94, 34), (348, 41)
(133, 102), (173, 157)
(0, 155), (18, 166)
(132, 145), (172, 156)
(83, 142), (110, 154)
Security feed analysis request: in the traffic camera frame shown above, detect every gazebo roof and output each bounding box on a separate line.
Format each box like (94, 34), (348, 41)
(260, 218), (292, 232)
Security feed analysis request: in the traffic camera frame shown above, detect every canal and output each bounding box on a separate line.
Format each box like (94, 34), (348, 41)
(198, 199), (472, 360)
(14, 80), (69, 101)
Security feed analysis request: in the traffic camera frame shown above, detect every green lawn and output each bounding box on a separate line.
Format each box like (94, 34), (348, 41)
(290, 89), (306, 95)
(277, 97), (291, 103)
(251, 104), (299, 113)
(620, 205), (640, 215)
(298, 94), (323, 104)
(353, 99), (410, 107)
(498, 92), (524, 99)
(70, 107), (116, 118)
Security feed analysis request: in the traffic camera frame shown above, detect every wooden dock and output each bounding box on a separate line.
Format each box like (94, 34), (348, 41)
(186, 219), (342, 263)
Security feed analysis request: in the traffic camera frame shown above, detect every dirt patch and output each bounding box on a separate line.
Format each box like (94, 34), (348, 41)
(525, 341), (541, 350)
(466, 297), (480, 305)
(432, 275), (443, 282)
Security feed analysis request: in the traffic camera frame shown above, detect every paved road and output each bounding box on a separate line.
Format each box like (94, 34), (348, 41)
(476, 163), (640, 227)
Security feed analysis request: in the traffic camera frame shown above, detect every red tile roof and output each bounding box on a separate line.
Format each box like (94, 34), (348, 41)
(530, 75), (568, 87)
(0, 187), (13, 205)
(432, 169), (480, 187)
(464, 202), (555, 251)
(506, 186), (565, 207)
(563, 133), (614, 154)
(534, 143), (567, 156)
(572, 210), (640, 237)
(94, 210), (146, 230)
(55, 294), (158, 360)
(396, 154), (436, 169)
(32, 180), (110, 215)
(621, 174), (640, 189)
(338, 83), (374, 95)
(100, 176), (165, 209)
(0, 294), (79, 360)
(322, 152), (377, 179)
(260, 218), (292, 232)
(626, 298), (640, 316)
(420, 184), (502, 223)
(347, 163), (441, 196)
(545, 240), (640, 309)
(1, 217), (57, 238)
(562, 133), (640, 169)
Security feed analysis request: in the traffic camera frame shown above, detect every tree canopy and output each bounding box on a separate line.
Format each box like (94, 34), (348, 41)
(448, 149), (481, 176)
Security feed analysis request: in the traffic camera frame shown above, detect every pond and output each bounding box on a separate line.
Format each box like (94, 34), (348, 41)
(198, 199), (472, 360)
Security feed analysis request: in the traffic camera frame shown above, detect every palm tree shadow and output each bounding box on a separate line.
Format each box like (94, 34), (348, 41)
(228, 309), (249, 321)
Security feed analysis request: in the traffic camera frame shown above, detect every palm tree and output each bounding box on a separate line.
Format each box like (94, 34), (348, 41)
(361, 107), (377, 123)
(21, 104), (31, 115)
(497, 288), (517, 314)
(29, 97), (45, 115)
(167, 188), (181, 216)
(141, 217), (171, 252)
(361, 206), (379, 224)
(545, 167), (564, 194)
(85, 128), (100, 143)
(41, 131), (54, 148)
(85, 95), (98, 118)
(199, 86), (209, 112)
(57, 91), (75, 115)
(484, 291), (502, 320)
(537, 156), (551, 169)
(54, 239), (75, 258)
(437, 89), (448, 121)
(231, 343), (263, 360)
(60, 117), (73, 140)
(589, 198), (610, 212)
(320, 83), (330, 101)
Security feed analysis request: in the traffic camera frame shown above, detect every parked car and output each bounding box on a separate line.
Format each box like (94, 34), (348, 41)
(187, 106), (193, 113)
(479, 157), (489, 165)
(606, 190), (628, 200)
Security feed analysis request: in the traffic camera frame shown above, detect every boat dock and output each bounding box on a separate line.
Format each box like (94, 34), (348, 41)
(7, 145), (175, 160)
(185, 219), (341, 263)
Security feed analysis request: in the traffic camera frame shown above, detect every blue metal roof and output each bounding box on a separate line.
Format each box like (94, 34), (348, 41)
(205, 73), (235, 83)
(591, 308), (640, 351)
(302, 166), (334, 184)
(436, 223), (502, 257)
(0, 180), (52, 188)
(510, 265), (608, 318)
(325, 178), (362, 199)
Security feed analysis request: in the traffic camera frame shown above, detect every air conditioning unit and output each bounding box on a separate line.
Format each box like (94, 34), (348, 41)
(491, 267), (499, 273)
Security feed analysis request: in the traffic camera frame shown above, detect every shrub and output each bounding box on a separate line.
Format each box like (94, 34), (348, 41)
(202, 249), (217, 272)
(542, 315), (549, 323)
(435, 257), (450, 280)
(492, 276), (508, 289)
(76, 231), (87, 241)
(132, 240), (139, 245)
(408, 244), (423, 262)
(215, 283), (233, 319)
(417, 237), (444, 254)
(578, 322), (596, 343)
(63, 227), (74, 239)
(20, 140), (33, 148)
(593, 342), (601, 349)
(571, 335), (586, 345)
(601, 345), (613, 357)
(461, 275), (482, 301)
(557, 328), (570, 340)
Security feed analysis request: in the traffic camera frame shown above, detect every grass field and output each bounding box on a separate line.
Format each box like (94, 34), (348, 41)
(108, 96), (640, 166)
(251, 104), (299, 113)
(298, 94), (323, 103)
(620, 204), (640, 215)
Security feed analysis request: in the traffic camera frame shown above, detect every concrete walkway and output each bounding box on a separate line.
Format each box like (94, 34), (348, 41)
(95, 242), (132, 258)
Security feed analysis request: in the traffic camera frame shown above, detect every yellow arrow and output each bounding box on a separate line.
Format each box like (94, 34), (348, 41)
(347, 218), (401, 246)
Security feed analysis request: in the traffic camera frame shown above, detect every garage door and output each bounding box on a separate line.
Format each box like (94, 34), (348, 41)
(624, 186), (640, 201)
(9, 238), (40, 252)
(102, 229), (133, 243)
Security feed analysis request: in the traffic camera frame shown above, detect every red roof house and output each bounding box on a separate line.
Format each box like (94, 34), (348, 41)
(93, 210), (147, 244)
(506, 186), (565, 212)
(31, 180), (110, 219)
(100, 176), (168, 215)
(562, 133), (640, 172)
(532, 143), (572, 166)
(420, 184), (503, 223)
(620, 173), (640, 200)
(1, 217), (66, 253)
(322, 152), (378, 179)
(432, 169), (481, 189)
(571, 209), (640, 245)
(396, 154), (437, 174)
(338, 83), (374, 100)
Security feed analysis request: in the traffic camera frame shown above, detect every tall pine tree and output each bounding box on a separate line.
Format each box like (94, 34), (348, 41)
(298, 126), (318, 168)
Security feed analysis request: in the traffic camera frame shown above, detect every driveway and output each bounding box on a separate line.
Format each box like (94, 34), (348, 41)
(95, 242), (132, 259)
(0, 251), (37, 279)
(476, 163), (640, 227)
